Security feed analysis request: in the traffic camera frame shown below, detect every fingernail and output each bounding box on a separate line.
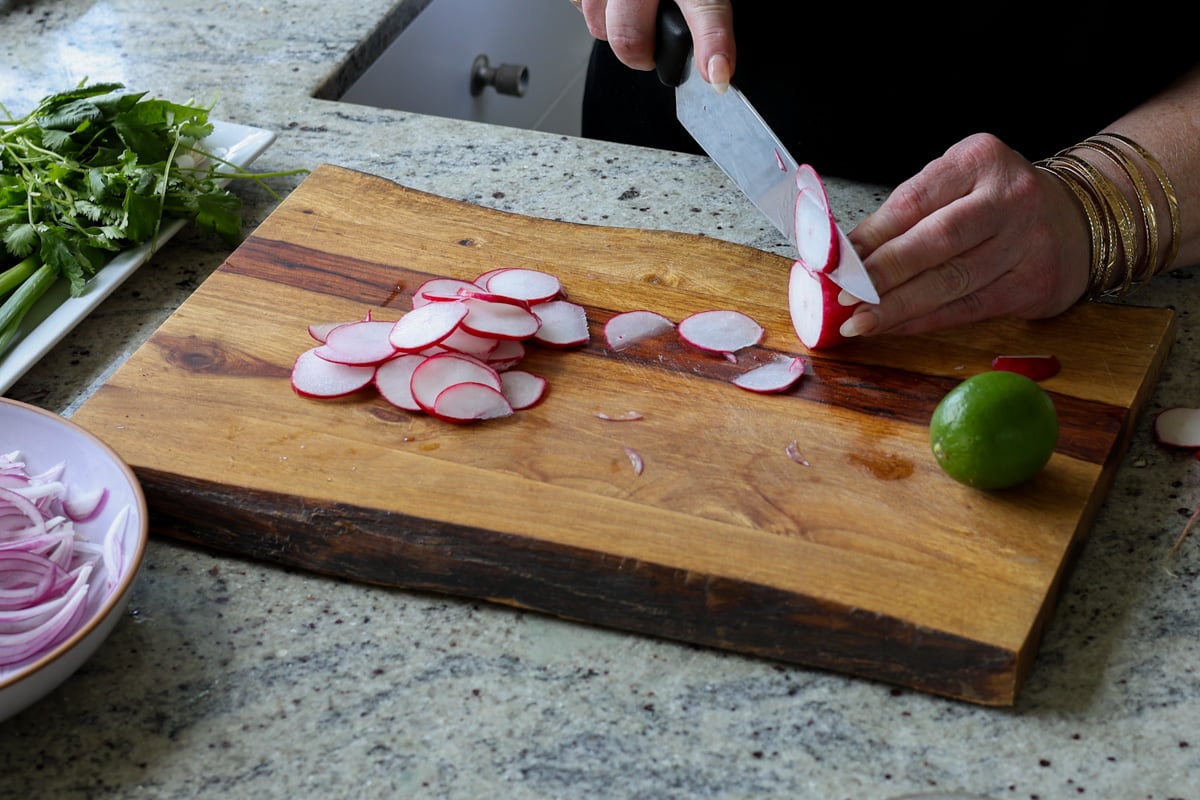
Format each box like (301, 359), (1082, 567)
(707, 54), (731, 94)
(839, 311), (877, 339)
(837, 289), (861, 307)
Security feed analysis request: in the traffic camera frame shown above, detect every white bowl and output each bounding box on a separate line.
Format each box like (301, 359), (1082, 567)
(0, 397), (149, 722)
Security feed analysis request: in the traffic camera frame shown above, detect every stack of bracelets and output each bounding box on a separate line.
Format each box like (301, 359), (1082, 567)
(1035, 132), (1180, 301)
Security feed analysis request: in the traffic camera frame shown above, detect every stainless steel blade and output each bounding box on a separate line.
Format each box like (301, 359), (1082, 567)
(675, 57), (880, 304)
(675, 56), (798, 248)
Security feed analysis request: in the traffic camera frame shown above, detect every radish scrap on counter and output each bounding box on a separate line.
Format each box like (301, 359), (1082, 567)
(992, 354), (1062, 382)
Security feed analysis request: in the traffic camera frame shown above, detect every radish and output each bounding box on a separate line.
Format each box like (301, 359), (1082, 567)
(291, 348), (376, 398)
(794, 165), (838, 272)
(412, 278), (483, 308)
(677, 309), (764, 355)
(389, 301), (470, 352)
(459, 297), (542, 340)
(604, 310), (675, 351)
(1154, 407), (1200, 449)
(499, 370), (548, 410)
(431, 382), (514, 423)
(731, 355), (806, 393)
(479, 267), (563, 304)
(314, 319), (399, 366)
(992, 354), (1062, 382)
(485, 338), (526, 370)
(531, 300), (590, 348)
(788, 260), (857, 350)
(409, 352), (502, 414)
(374, 354), (426, 411)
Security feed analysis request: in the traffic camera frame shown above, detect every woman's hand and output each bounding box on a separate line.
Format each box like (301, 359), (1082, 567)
(575, 0), (736, 89)
(840, 133), (1093, 338)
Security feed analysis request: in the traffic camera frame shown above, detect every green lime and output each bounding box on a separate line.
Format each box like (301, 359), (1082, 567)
(929, 370), (1059, 490)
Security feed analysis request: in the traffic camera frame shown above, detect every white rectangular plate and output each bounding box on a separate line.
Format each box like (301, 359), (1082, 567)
(0, 120), (278, 396)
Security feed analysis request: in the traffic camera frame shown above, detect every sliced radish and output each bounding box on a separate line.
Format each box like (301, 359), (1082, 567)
(532, 300), (590, 347)
(389, 301), (470, 352)
(480, 268), (563, 304)
(499, 370), (548, 410)
(604, 310), (675, 351)
(732, 355), (806, 393)
(459, 297), (542, 340)
(314, 319), (399, 366)
(595, 410), (644, 421)
(794, 164), (839, 272)
(431, 382), (514, 423)
(1154, 407), (1200, 449)
(437, 326), (502, 358)
(409, 352), (502, 413)
(291, 348), (376, 398)
(374, 354), (426, 411)
(788, 261), (857, 350)
(677, 309), (764, 354)
(992, 354), (1061, 382)
(485, 338), (527, 371)
(623, 446), (644, 476)
(412, 278), (483, 308)
(308, 320), (349, 344)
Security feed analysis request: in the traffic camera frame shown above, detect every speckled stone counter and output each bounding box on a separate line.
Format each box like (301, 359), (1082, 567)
(1, 2), (1198, 798)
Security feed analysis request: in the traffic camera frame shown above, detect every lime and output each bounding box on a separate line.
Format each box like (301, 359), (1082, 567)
(929, 370), (1058, 490)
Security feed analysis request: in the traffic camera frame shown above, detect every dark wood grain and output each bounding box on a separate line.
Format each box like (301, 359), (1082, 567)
(72, 164), (1177, 705)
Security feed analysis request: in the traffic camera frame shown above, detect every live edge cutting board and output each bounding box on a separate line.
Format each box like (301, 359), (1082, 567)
(72, 164), (1175, 705)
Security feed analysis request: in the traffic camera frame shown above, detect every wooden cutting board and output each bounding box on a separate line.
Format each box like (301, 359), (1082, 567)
(71, 163), (1175, 705)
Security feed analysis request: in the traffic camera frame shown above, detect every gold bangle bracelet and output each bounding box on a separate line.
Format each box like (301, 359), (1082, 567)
(1074, 139), (1159, 289)
(1035, 161), (1108, 299)
(1094, 132), (1181, 275)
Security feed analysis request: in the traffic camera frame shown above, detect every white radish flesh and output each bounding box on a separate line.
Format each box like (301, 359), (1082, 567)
(459, 297), (542, 340)
(499, 370), (548, 410)
(374, 354), (426, 411)
(389, 301), (469, 352)
(480, 268), (563, 304)
(409, 352), (502, 413)
(431, 382), (514, 423)
(794, 186), (838, 272)
(412, 278), (483, 308)
(532, 300), (590, 348)
(1154, 407), (1200, 448)
(788, 261), (856, 350)
(604, 310), (675, 351)
(314, 320), (399, 366)
(677, 309), (764, 354)
(291, 348), (376, 398)
(732, 355), (806, 393)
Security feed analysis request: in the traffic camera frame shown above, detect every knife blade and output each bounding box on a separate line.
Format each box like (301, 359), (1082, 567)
(656, 6), (880, 304)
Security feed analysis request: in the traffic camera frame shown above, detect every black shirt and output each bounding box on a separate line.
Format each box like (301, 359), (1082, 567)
(581, 10), (1197, 185)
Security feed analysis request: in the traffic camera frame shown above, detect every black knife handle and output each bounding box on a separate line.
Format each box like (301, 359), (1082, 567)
(655, 3), (692, 87)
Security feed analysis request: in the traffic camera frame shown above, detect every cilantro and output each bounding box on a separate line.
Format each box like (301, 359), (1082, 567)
(0, 80), (307, 359)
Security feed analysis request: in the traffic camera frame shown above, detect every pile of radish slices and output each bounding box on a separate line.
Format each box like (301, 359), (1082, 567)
(292, 268), (587, 423)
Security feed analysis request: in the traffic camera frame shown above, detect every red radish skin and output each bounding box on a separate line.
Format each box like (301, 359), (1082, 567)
(992, 354), (1062, 382)
(677, 309), (764, 355)
(604, 310), (675, 351)
(1154, 407), (1200, 449)
(788, 260), (857, 350)
(412, 278), (484, 308)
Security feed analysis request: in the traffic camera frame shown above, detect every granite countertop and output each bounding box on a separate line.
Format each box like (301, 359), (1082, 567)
(1, 2), (1198, 798)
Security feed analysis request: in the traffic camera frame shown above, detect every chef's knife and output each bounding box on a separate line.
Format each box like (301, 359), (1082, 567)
(655, 5), (880, 303)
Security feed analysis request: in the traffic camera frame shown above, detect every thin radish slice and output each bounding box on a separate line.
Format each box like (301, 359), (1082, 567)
(437, 326), (502, 358)
(532, 300), (590, 348)
(732, 355), (806, 393)
(454, 288), (532, 309)
(480, 268), (563, 304)
(412, 278), (483, 309)
(788, 261), (856, 350)
(794, 186), (838, 272)
(623, 446), (644, 476)
(374, 353), (427, 411)
(410, 352), (502, 413)
(291, 348), (376, 398)
(604, 310), (675, 351)
(595, 410), (644, 421)
(389, 301), (470, 352)
(785, 440), (810, 465)
(459, 297), (542, 340)
(314, 320), (399, 366)
(1154, 407), (1200, 448)
(499, 370), (548, 410)
(308, 320), (350, 344)
(431, 382), (514, 423)
(485, 338), (527, 371)
(992, 354), (1061, 382)
(677, 309), (764, 354)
